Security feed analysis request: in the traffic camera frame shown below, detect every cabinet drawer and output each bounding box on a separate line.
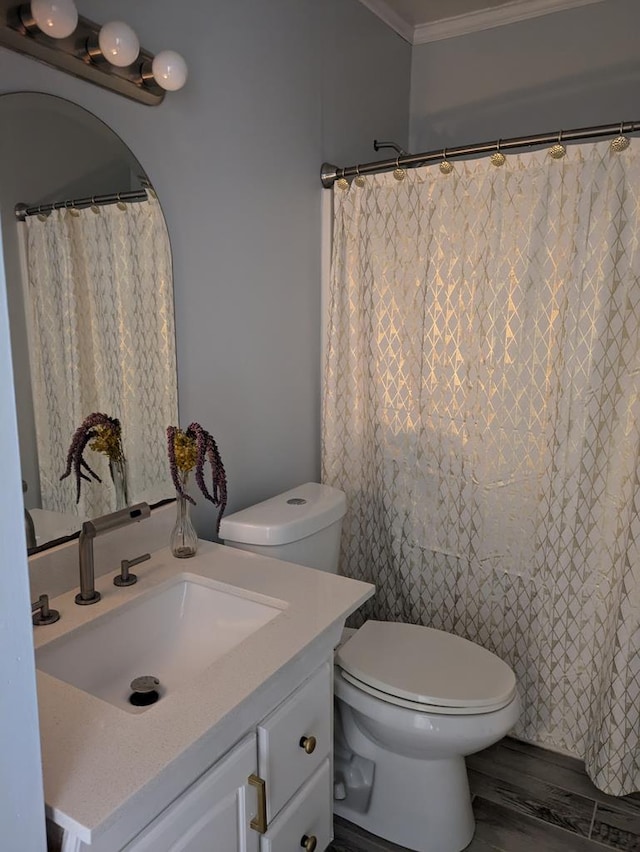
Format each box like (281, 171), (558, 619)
(258, 663), (331, 820)
(260, 760), (332, 852)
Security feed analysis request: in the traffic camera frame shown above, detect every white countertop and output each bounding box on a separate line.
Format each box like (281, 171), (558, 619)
(34, 541), (374, 847)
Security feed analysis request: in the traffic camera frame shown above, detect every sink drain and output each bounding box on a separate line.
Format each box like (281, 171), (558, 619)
(129, 675), (161, 707)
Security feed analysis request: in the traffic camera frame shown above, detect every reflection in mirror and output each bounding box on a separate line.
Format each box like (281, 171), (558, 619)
(1, 93), (178, 552)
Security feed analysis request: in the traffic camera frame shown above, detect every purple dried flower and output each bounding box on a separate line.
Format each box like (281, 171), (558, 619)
(60, 412), (124, 503)
(167, 422), (228, 534)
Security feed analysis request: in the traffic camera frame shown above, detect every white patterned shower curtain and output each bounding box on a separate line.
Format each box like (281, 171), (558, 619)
(322, 140), (640, 795)
(23, 196), (178, 520)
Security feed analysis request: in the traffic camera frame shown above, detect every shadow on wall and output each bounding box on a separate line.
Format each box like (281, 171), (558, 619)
(410, 59), (640, 153)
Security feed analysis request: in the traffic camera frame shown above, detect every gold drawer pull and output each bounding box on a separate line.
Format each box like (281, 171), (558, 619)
(300, 835), (317, 852)
(248, 774), (267, 834)
(299, 735), (317, 754)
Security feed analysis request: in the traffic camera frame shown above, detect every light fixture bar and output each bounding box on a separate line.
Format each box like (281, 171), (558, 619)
(0, 0), (165, 106)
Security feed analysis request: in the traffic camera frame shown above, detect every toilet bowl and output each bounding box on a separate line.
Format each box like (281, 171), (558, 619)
(333, 620), (519, 852)
(220, 483), (520, 852)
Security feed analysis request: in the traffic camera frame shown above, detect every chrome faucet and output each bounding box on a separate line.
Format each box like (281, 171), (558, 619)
(76, 502), (151, 605)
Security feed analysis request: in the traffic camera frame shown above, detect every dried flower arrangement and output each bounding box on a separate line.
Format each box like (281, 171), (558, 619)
(167, 422), (227, 534)
(60, 412), (126, 503)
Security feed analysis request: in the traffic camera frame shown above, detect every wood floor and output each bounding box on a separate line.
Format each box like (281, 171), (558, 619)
(328, 737), (640, 852)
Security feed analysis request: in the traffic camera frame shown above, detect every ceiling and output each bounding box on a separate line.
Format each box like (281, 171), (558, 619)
(359, 0), (607, 43)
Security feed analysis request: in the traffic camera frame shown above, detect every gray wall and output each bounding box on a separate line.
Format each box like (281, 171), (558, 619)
(0, 0), (411, 535)
(409, 0), (640, 152)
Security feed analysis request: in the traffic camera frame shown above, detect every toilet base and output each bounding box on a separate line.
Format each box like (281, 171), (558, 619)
(334, 734), (475, 852)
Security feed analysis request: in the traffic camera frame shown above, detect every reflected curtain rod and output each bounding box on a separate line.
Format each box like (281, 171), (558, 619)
(320, 121), (640, 187)
(15, 189), (149, 221)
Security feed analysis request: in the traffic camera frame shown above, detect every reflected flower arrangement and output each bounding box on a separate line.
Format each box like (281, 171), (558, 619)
(60, 412), (125, 503)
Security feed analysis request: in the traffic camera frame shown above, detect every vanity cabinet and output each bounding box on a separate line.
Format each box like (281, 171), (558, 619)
(116, 663), (333, 852)
(39, 542), (374, 852)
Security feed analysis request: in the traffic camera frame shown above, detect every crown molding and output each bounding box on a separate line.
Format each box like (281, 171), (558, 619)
(413, 0), (606, 44)
(358, 0), (415, 43)
(360, 0), (607, 45)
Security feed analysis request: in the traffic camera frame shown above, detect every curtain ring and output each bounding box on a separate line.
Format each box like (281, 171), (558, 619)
(90, 196), (100, 214)
(491, 138), (506, 167)
(549, 129), (566, 160)
(354, 164), (365, 188)
(393, 155), (405, 181)
(611, 121), (631, 152)
(440, 147), (453, 174)
(116, 192), (128, 211)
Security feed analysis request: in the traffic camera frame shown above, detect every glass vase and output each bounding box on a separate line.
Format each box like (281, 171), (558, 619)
(170, 492), (198, 558)
(109, 457), (129, 511)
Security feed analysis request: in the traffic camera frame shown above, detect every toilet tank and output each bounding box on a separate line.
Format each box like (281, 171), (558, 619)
(219, 482), (346, 573)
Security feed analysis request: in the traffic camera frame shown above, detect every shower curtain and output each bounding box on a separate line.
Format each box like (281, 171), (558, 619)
(322, 139), (640, 795)
(23, 196), (177, 520)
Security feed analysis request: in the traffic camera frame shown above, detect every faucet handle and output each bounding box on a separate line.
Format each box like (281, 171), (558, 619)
(32, 594), (60, 626)
(114, 552), (150, 587)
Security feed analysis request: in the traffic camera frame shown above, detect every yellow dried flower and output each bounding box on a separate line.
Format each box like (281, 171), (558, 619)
(173, 429), (197, 473)
(89, 422), (124, 462)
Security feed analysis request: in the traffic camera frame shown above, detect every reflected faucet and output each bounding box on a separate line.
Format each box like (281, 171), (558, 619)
(23, 480), (37, 550)
(76, 502), (151, 605)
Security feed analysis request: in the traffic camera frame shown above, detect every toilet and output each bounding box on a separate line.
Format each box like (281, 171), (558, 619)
(220, 482), (520, 852)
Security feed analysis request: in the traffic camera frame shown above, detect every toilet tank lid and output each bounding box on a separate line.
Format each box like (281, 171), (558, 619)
(219, 482), (346, 546)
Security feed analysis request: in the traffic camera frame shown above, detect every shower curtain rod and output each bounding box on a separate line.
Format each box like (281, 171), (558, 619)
(320, 120), (640, 187)
(14, 188), (149, 221)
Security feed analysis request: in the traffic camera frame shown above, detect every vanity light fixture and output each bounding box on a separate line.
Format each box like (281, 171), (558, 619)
(148, 49), (188, 92)
(0, 0), (188, 105)
(94, 20), (140, 68)
(23, 0), (77, 39)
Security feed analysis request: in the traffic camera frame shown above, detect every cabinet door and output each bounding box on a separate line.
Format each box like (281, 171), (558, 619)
(124, 734), (260, 852)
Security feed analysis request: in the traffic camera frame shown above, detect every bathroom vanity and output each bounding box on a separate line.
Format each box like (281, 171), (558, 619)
(35, 541), (373, 851)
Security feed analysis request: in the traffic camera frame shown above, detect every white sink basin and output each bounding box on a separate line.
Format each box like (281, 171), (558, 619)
(36, 573), (286, 713)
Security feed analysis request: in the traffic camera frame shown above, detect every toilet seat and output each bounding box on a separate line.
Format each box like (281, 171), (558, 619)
(335, 620), (516, 715)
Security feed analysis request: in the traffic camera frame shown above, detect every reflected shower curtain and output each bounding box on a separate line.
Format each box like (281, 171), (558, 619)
(23, 197), (177, 520)
(322, 140), (640, 795)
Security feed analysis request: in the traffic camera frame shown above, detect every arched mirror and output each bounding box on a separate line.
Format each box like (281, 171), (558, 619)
(1, 93), (178, 553)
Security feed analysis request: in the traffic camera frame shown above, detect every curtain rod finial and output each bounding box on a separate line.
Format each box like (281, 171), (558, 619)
(321, 163), (339, 188)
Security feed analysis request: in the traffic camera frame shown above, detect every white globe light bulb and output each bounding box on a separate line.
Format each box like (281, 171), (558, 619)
(151, 50), (188, 92)
(30, 0), (78, 38)
(98, 21), (140, 67)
